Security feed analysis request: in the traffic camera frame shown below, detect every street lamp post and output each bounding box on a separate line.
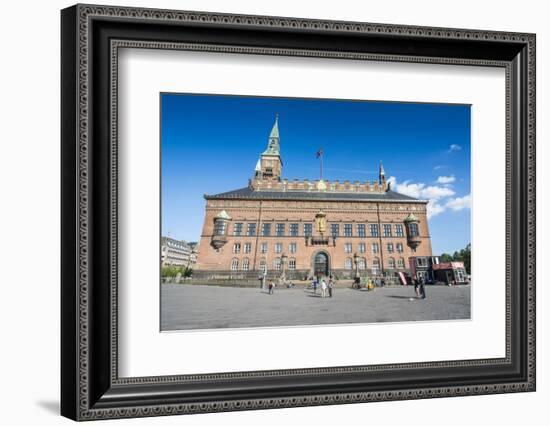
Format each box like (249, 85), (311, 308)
(281, 253), (288, 284)
(353, 252), (359, 279)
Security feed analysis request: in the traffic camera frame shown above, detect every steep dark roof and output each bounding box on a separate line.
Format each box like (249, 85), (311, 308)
(205, 187), (425, 203)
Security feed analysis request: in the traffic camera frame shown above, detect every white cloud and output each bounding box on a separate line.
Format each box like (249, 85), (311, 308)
(391, 178), (455, 200)
(433, 165), (445, 170)
(388, 176), (470, 219)
(445, 194), (471, 211)
(421, 185), (455, 199)
(427, 201), (446, 218)
(437, 175), (455, 184)
(447, 144), (462, 153)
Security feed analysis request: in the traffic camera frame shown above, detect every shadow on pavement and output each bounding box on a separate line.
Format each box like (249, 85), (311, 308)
(385, 295), (418, 300)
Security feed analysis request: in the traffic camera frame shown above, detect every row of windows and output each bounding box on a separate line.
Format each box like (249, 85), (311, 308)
(230, 257), (298, 271)
(162, 253), (188, 259)
(232, 242), (298, 254)
(233, 242), (405, 255)
(344, 257), (406, 270)
(230, 222), (413, 237)
(229, 257), (406, 271)
(163, 240), (191, 250)
(345, 242), (404, 254)
(162, 246), (192, 254)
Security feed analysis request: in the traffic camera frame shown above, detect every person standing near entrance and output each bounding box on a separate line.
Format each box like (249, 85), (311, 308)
(328, 278), (334, 298)
(320, 278), (327, 298)
(312, 277), (318, 293)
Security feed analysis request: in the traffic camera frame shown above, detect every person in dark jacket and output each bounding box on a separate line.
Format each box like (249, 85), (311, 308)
(328, 278), (334, 297)
(419, 276), (426, 299)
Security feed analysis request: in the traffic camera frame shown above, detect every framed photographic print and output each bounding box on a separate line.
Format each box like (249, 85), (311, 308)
(61, 4), (536, 421)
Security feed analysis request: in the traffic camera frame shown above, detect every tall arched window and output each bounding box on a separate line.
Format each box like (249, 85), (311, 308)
(259, 258), (267, 273)
(242, 258), (250, 271)
(345, 257), (353, 270)
(372, 257), (380, 274)
(388, 257), (396, 269)
(288, 258), (296, 270)
(230, 258), (239, 271)
(358, 257), (367, 270)
(273, 257), (282, 270)
(397, 258), (405, 269)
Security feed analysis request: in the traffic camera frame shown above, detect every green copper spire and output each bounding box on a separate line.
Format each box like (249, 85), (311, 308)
(262, 114), (280, 156)
(379, 160), (387, 186)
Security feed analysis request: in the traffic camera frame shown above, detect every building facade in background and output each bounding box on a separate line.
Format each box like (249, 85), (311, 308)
(194, 116), (432, 280)
(161, 237), (198, 267)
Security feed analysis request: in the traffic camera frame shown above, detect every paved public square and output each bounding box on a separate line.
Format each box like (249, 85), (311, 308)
(161, 283), (471, 331)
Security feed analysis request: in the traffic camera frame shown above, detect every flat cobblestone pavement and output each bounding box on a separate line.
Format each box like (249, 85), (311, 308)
(161, 284), (471, 331)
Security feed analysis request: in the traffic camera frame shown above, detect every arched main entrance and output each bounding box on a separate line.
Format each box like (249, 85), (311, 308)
(313, 252), (330, 278)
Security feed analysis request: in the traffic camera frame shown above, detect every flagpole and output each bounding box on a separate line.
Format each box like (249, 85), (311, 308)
(316, 148), (324, 180)
(320, 150), (323, 180)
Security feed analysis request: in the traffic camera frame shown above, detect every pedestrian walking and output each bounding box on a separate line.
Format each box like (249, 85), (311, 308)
(328, 278), (334, 298)
(312, 277), (318, 293)
(268, 280), (275, 295)
(419, 276), (426, 299)
(320, 279), (327, 298)
(414, 277), (420, 297)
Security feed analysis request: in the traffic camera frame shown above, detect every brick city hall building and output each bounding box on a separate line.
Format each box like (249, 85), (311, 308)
(194, 116), (433, 280)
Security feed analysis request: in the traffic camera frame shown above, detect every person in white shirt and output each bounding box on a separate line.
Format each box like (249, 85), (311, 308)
(320, 279), (327, 298)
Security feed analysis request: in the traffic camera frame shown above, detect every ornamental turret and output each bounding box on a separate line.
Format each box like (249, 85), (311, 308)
(404, 212), (421, 251)
(210, 210), (231, 250)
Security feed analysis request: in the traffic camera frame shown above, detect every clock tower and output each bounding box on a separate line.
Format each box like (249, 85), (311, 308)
(255, 114), (283, 182)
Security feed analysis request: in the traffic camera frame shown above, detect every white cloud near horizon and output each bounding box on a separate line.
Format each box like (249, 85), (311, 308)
(447, 144), (462, 153)
(388, 176), (470, 219)
(445, 194), (472, 211)
(437, 175), (456, 184)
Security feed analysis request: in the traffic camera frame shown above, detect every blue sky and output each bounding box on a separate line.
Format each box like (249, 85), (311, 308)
(161, 93), (471, 255)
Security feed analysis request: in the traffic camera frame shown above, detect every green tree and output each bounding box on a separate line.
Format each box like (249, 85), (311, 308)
(161, 265), (184, 278)
(447, 243), (471, 274)
(440, 253), (453, 262)
(459, 243), (471, 274)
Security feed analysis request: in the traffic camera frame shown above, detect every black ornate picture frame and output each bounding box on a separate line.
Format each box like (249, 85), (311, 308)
(61, 4), (536, 421)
